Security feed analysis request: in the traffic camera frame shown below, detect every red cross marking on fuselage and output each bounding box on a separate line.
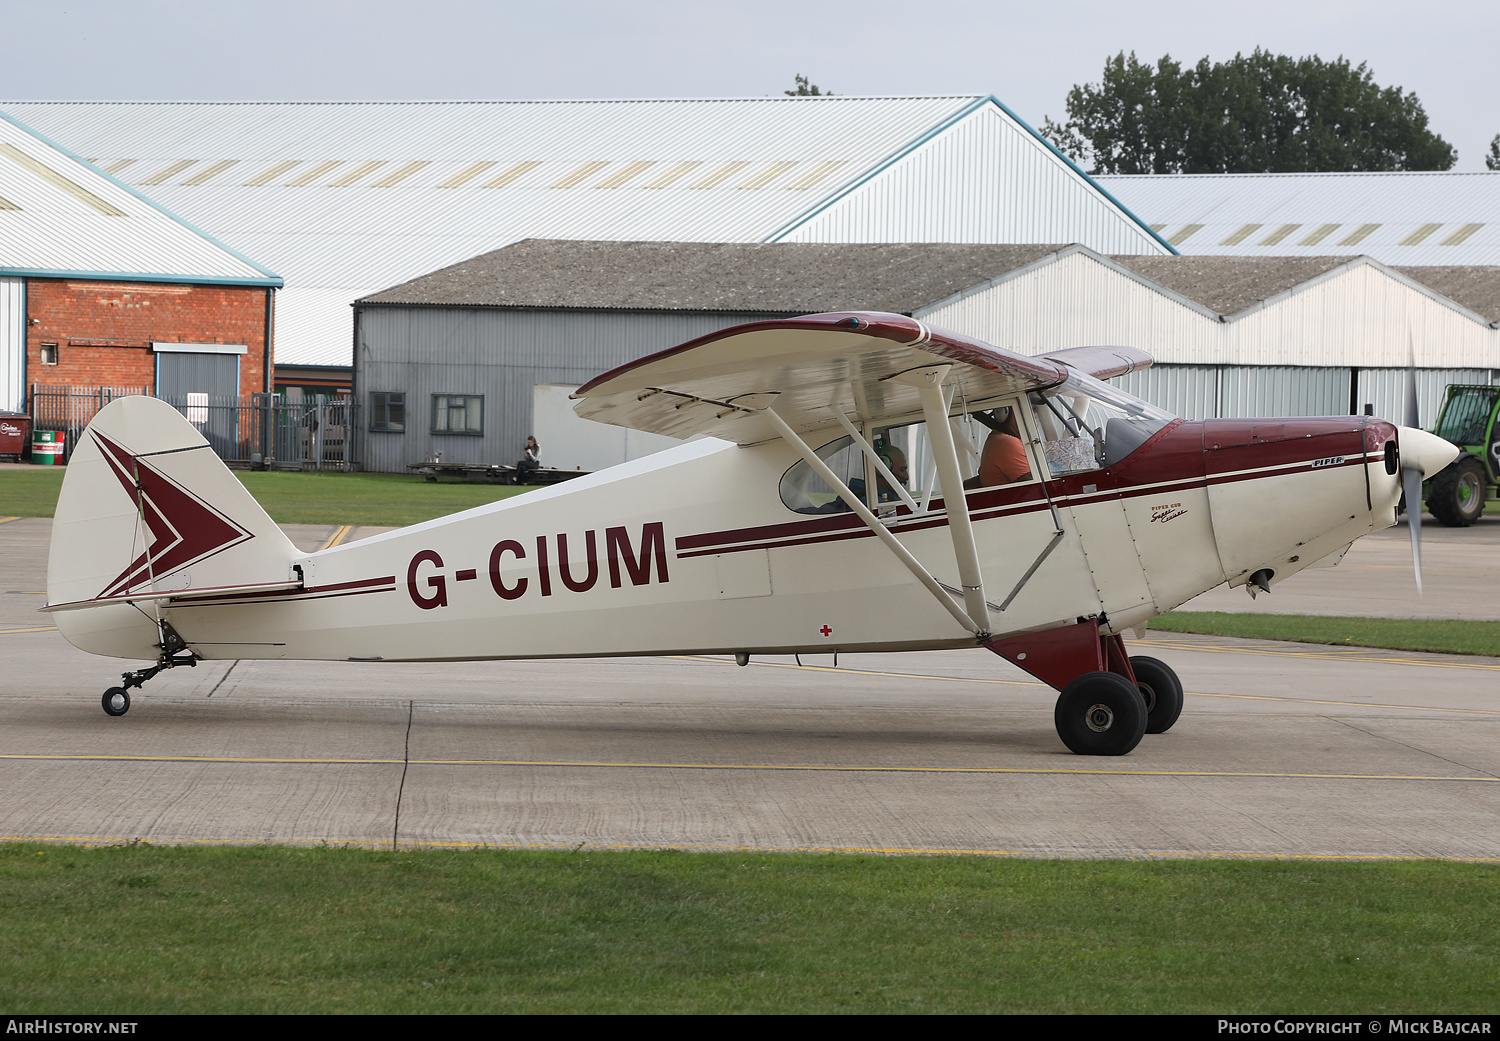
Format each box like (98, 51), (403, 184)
(819, 625), (832, 637)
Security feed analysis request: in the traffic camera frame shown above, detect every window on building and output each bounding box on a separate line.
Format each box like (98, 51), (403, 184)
(432, 394), (482, 435)
(369, 391), (405, 432)
(40, 343), (58, 366)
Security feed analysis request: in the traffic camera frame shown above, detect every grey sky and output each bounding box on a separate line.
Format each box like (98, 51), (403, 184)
(3, 0), (1495, 170)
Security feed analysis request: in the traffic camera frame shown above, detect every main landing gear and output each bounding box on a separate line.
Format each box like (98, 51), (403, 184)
(985, 617), (1184, 756)
(99, 621), (197, 717)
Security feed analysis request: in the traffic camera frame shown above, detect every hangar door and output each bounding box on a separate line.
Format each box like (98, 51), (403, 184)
(154, 343), (244, 458)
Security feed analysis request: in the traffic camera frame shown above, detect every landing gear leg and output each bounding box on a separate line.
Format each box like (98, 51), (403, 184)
(98, 621), (197, 717)
(984, 616), (1173, 755)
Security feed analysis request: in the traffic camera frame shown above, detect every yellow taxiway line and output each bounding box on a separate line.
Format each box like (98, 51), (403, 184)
(1, 751), (1495, 783)
(320, 524), (353, 550)
(0, 516), (19, 525)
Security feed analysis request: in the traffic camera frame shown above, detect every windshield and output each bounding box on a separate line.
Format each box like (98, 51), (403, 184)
(1028, 369), (1174, 474)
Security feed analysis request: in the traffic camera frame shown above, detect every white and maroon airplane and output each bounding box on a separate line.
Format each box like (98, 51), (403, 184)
(44, 312), (1457, 755)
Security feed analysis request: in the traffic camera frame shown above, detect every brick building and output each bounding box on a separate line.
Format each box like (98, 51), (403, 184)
(27, 279), (273, 399)
(0, 107), (280, 426)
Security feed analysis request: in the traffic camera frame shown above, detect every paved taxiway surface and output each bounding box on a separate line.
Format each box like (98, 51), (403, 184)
(3, 515), (1497, 859)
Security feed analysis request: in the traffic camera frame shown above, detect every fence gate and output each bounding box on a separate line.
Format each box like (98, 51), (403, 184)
(27, 386), (357, 470)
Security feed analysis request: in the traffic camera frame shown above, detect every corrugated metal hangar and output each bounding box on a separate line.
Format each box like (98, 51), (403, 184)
(1, 96), (1172, 378)
(354, 239), (1499, 474)
(1100, 171), (1500, 266)
(0, 109), (281, 417)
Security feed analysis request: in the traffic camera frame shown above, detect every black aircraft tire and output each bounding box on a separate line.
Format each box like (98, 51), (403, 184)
(1428, 456), (1487, 528)
(1054, 671), (1147, 756)
(1130, 656), (1184, 734)
(102, 687), (130, 717)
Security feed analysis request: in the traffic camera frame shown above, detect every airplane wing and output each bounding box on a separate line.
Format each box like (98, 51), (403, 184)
(572, 312), (1124, 443)
(1036, 345), (1153, 381)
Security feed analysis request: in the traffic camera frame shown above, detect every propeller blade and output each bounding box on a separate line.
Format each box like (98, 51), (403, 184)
(1404, 335), (1420, 429)
(1404, 465), (1424, 596)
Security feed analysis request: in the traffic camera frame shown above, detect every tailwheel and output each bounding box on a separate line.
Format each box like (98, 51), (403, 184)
(1129, 656), (1184, 734)
(1054, 671), (1147, 756)
(102, 687), (130, 717)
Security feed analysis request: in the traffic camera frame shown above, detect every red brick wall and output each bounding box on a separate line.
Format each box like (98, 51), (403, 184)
(26, 280), (273, 395)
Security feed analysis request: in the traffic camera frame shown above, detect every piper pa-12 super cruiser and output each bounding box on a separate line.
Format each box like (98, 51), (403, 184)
(44, 312), (1457, 755)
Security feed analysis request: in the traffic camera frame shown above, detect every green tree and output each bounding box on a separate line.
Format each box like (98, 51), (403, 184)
(1042, 50), (1456, 174)
(785, 74), (832, 97)
(1487, 135), (1500, 171)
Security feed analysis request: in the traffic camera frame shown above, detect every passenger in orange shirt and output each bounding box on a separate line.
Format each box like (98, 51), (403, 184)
(965, 407), (1032, 488)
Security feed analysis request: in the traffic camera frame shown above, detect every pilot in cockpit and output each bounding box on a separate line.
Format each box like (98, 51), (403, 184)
(964, 407), (1032, 489)
(848, 445), (908, 506)
(801, 444), (908, 513)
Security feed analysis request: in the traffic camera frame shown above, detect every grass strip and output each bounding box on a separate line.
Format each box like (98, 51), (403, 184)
(1, 844), (1496, 1014)
(1153, 611), (1500, 657)
(0, 469), (529, 527)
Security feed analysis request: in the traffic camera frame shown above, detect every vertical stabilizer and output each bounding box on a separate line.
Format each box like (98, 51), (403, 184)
(47, 397), (297, 643)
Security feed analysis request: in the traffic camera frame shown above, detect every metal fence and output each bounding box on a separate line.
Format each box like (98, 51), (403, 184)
(27, 385), (359, 470)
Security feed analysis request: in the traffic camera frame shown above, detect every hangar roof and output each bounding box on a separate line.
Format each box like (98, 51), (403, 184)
(1394, 265), (1500, 324)
(0, 109), (278, 286)
(362, 239), (1500, 330)
(3, 97), (1168, 365)
(1099, 171), (1500, 267)
(1109, 254), (1354, 315)
(357, 239), (1065, 314)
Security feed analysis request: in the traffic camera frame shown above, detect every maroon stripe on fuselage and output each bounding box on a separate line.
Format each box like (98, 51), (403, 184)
(676, 418), (1378, 558)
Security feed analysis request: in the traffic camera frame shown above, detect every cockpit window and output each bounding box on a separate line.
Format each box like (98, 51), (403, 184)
(1028, 369), (1172, 474)
(780, 426), (915, 514)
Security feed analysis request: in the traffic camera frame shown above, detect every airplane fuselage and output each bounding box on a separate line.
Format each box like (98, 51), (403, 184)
(56, 414), (1401, 664)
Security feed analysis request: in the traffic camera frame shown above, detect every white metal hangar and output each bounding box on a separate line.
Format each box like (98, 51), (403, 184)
(2, 97), (1172, 379)
(352, 239), (1497, 474)
(0, 109), (280, 415)
(1098, 171), (1500, 266)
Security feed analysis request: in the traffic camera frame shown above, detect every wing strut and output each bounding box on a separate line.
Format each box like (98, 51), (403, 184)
(761, 406), (981, 637)
(892, 366), (992, 635)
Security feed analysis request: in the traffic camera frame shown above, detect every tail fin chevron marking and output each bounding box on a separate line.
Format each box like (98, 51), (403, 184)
(92, 430), (254, 599)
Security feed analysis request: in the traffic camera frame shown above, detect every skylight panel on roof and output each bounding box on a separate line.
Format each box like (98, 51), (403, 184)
(140, 159), (196, 186)
(0, 143), (126, 216)
(1298, 224), (1340, 246)
(1167, 224), (1203, 246)
(483, 161), (541, 188)
(287, 160), (343, 187)
(642, 161), (701, 188)
(738, 161), (797, 189)
(551, 161), (608, 188)
(101, 159), (135, 175)
(182, 159), (239, 186)
(0, 193), (18, 211)
(691, 162), (750, 189)
(1441, 223), (1483, 246)
(596, 161), (655, 188)
(245, 160), (301, 186)
(372, 161), (430, 187)
(331, 161), (385, 187)
(1400, 223), (1442, 246)
(1260, 224), (1300, 246)
(785, 161), (847, 189)
(1220, 224), (1261, 246)
(1338, 224), (1379, 246)
(439, 161), (498, 188)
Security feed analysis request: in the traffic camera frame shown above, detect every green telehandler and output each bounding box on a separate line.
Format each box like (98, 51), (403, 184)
(1423, 385), (1500, 527)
